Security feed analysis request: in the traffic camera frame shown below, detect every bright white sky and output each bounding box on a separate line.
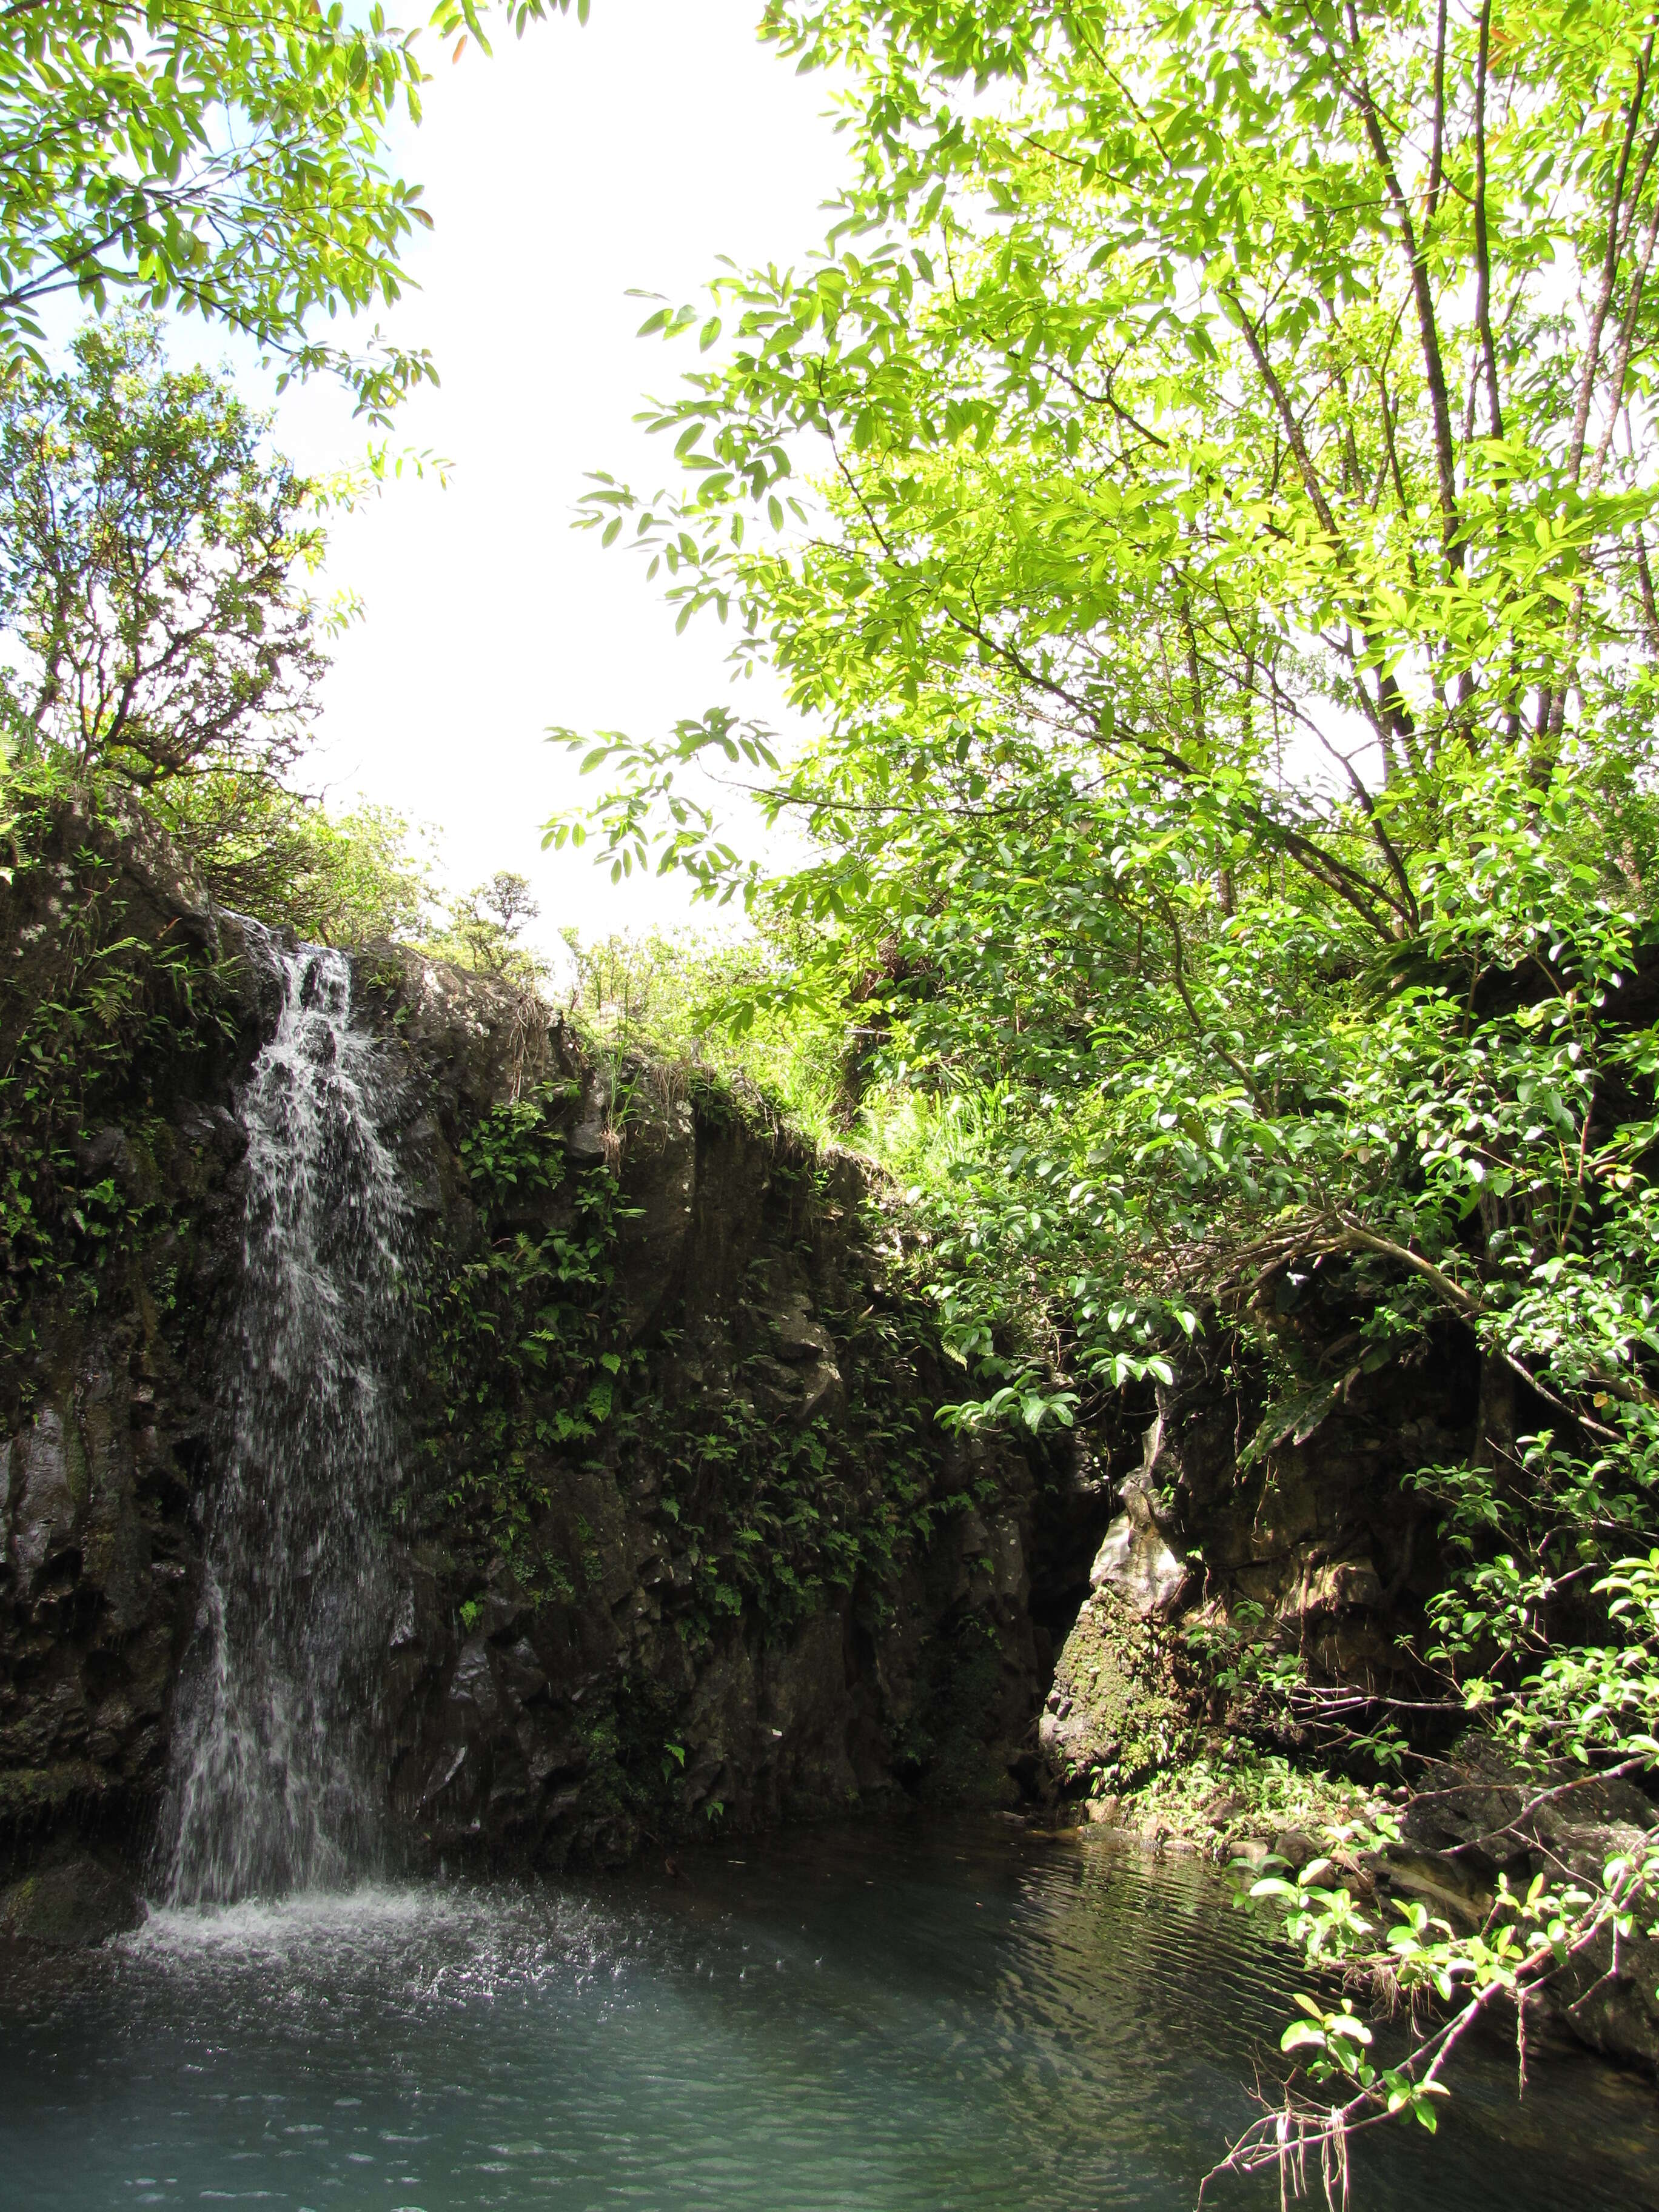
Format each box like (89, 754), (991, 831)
(226, 1), (848, 950)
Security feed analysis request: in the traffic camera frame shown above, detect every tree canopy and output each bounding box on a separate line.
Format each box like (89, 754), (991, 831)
(560, 0), (1659, 1419)
(554, 0), (1659, 2169)
(0, 315), (438, 940)
(0, 315), (327, 783)
(0, 0), (583, 420)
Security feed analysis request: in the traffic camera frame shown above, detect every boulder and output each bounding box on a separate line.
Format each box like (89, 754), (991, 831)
(0, 1857), (144, 1947)
(1037, 1587), (1185, 1794)
(1088, 1414), (1188, 1618)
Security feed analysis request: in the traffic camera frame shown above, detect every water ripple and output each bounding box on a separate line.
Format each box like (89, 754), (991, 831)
(2, 1825), (1655, 2211)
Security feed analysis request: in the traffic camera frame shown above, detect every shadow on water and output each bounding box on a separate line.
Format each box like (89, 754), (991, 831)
(2, 1818), (1654, 2210)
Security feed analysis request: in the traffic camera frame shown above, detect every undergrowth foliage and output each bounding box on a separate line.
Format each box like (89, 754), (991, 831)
(648, 1277), (983, 1633)
(0, 773), (235, 1370)
(418, 1080), (624, 1569)
(422, 1079), (999, 1698)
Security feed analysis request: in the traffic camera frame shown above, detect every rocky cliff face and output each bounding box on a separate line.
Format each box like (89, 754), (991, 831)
(0, 790), (261, 1869)
(1034, 1341), (1659, 2073)
(0, 794), (1102, 1894)
(1037, 1327), (1478, 1804)
(4, 789), (1655, 2080)
(352, 946), (1088, 1869)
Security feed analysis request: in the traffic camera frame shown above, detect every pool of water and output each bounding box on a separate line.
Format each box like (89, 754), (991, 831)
(2, 1820), (1654, 2209)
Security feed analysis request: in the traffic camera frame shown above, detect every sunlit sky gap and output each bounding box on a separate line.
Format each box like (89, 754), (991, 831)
(169, 2), (850, 951)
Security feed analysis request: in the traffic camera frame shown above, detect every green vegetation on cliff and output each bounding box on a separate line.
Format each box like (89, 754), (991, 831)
(0, 777), (236, 1376)
(421, 1072), (1001, 1647)
(0, 320), (436, 943)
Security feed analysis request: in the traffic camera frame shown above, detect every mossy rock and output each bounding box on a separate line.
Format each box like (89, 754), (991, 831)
(0, 1761), (104, 1822)
(1039, 1589), (1188, 1794)
(1, 1857), (144, 1947)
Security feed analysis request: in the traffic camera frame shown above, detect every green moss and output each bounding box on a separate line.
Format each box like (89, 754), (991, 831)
(0, 1760), (103, 1818)
(1102, 1743), (1389, 1863)
(1048, 1591), (1191, 1794)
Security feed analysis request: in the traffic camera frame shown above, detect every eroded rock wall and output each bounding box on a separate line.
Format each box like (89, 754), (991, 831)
(1, 802), (1084, 1889)
(0, 794), (264, 1869)
(1038, 1336), (1480, 1805)
(357, 947), (1064, 1867)
(1034, 1341), (1659, 2074)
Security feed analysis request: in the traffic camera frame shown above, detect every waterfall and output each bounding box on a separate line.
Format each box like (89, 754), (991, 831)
(160, 933), (411, 1903)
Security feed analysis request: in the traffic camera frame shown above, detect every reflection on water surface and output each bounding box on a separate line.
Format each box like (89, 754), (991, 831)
(1, 1820), (1654, 2209)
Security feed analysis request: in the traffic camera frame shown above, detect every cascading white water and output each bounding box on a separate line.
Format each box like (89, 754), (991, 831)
(161, 932), (411, 1903)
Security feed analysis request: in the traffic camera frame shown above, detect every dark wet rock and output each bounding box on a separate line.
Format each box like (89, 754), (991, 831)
(1368, 1842), (1493, 1931)
(1036, 1326), (1483, 1815)
(1024, 1316), (1659, 2084)
(73, 1125), (137, 1185)
(1357, 1762), (1659, 2068)
(1555, 1915), (1659, 2071)
(0, 1855), (144, 1946)
(5, 1406), (81, 1587)
(1058, 1339), (1474, 1706)
(0, 794), (267, 1876)
(2, 795), (1062, 1891)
